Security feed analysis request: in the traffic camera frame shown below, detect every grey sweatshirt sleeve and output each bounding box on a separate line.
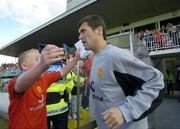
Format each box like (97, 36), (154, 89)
(110, 48), (165, 123)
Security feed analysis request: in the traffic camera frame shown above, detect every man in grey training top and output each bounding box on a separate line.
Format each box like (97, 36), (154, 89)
(78, 15), (165, 129)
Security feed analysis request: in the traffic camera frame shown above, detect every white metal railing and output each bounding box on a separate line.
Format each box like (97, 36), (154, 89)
(143, 31), (180, 52)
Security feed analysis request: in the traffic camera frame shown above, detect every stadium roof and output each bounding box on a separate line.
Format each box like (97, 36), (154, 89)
(0, 0), (179, 57)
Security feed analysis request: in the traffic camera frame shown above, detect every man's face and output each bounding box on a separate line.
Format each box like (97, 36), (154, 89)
(22, 51), (41, 71)
(78, 22), (99, 51)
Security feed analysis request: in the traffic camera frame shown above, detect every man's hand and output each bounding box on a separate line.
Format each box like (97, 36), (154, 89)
(60, 49), (80, 77)
(40, 44), (64, 69)
(102, 107), (125, 129)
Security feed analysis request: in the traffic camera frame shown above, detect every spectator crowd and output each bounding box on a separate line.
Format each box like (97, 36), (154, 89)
(0, 63), (19, 73)
(136, 23), (180, 51)
(0, 63), (20, 92)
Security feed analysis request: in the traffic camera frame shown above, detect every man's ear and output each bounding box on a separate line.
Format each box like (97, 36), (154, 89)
(97, 26), (103, 36)
(21, 62), (29, 71)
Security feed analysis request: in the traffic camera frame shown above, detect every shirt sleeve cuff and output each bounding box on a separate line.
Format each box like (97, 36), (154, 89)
(119, 102), (133, 123)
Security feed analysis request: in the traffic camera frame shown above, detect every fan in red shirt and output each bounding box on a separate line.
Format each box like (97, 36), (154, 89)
(8, 44), (80, 129)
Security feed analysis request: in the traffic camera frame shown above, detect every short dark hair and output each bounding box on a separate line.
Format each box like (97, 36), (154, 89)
(78, 15), (107, 39)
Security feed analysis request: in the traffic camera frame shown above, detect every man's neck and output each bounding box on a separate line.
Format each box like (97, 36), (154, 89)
(94, 39), (107, 54)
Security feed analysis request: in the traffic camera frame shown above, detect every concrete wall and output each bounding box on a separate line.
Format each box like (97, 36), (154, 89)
(0, 92), (9, 114)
